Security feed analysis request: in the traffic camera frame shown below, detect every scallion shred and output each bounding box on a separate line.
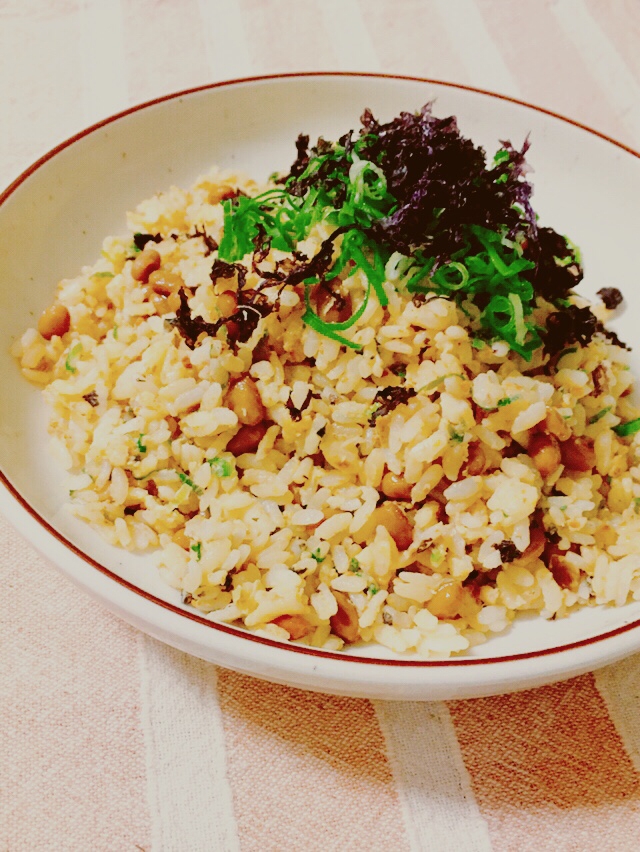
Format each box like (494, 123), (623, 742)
(418, 373), (465, 393)
(589, 407), (612, 425)
(65, 343), (82, 374)
(207, 456), (234, 478)
(613, 418), (640, 438)
(177, 471), (203, 494)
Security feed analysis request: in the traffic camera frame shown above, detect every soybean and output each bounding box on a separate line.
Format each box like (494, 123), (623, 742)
(226, 422), (268, 455)
(38, 303), (70, 340)
(226, 376), (266, 426)
(427, 580), (464, 619)
(357, 503), (414, 551)
(380, 472), (412, 501)
(148, 269), (183, 295)
(560, 436), (595, 472)
(330, 591), (360, 643)
(131, 248), (161, 282)
(529, 431), (562, 478)
(271, 614), (313, 640)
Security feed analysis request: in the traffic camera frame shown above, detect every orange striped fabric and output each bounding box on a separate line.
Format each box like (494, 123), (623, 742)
(0, 521), (151, 850)
(449, 675), (640, 850)
(217, 669), (411, 851)
(2, 2), (640, 850)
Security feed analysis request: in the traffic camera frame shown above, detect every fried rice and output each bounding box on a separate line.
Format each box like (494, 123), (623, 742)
(12, 161), (640, 659)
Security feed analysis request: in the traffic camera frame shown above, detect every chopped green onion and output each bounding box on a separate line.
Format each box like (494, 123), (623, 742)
(385, 252), (414, 282)
(509, 292), (527, 345)
(65, 343), (82, 374)
(556, 346), (578, 361)
(302, 265), (370, 351)
(432, 261), (469, 291)
(190, 542), (202, 561)
(588, 407), (612, 425)
(218, 196), (263, 261)
(613, 418), (640, 438)
(365, 403), (381, 421)
(133, 469), (160, 481)
(348, 157), (388, 205)
(136, 434), (147, 454)
(430, 546), (445, 567)
(207, 456), (234, 477)
(418, 373), (465, 393)
(177, 471), (203, 494)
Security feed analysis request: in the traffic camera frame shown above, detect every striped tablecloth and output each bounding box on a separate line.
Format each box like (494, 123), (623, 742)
(2, 2), (640, 850)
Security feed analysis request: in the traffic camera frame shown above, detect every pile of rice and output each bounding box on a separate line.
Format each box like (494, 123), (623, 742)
(13, 168), (640, 657)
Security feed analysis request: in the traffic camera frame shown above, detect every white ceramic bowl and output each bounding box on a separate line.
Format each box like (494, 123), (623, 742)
(2, 73), (640, 700)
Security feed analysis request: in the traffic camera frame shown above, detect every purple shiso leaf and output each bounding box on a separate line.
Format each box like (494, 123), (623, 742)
(362, 103), (536, 256)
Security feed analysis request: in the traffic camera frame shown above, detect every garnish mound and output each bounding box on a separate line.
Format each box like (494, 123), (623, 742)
(212, 101), (613, 361)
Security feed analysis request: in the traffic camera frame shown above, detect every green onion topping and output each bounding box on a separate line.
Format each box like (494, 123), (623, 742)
(613, 418), (640, 438)
(349, 556), (362, 573)
(65, 343), (82, 374)
(497, 396), (519, 407)
(177, 471), (203, 494)
(214, 107), (583, 358)
(207, 456), (234, 478)
(588, 407), (612, 425)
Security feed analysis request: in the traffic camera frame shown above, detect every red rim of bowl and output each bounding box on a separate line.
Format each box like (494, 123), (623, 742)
(2, 71), (640, 670)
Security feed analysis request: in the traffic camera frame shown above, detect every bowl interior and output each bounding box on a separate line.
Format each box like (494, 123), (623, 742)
(2, 74), (640, 667)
